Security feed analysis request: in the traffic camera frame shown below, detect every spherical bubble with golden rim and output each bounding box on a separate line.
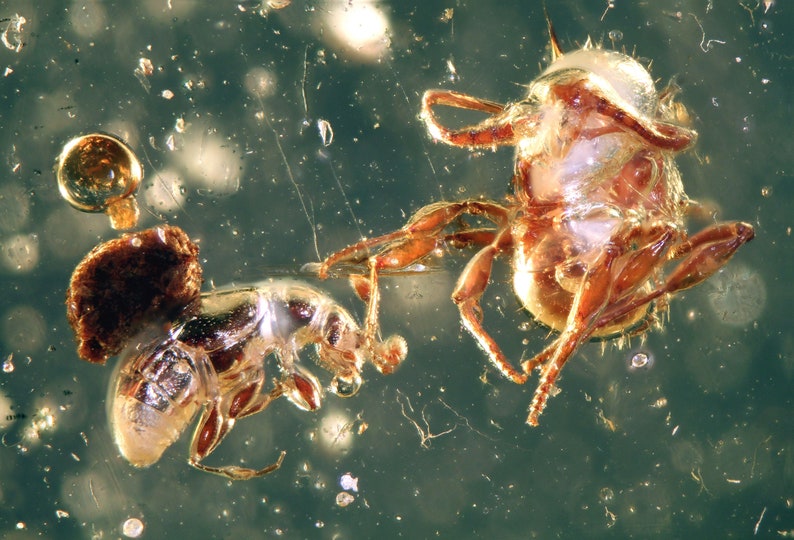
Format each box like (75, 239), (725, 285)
(56, 133), (143, 230)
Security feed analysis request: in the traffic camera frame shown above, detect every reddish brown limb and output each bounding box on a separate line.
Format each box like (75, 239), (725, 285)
(452, 228), (527, 384)
(519, 224), (669, 360)
(551, 80), (697, 151)
(521, 339), (557, 374)
(349, 274), (372, 303)
(422, 89), (506, 116)
(611, 227), (676, 298)
(319, 201), (509, 278)
(444, 228), (498, 249)
(188, 383), (286, 480)
(666, 222), (755, 285)
(595, 221), (754, 328)
(522, 221), (752, 426)
(421, 90), (518, 147)
(522, 222), (684, 425)
(319, 200), (511, 362)
(526, 245), (623, 426)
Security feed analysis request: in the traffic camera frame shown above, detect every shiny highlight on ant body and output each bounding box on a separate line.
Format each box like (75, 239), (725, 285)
(110, 280), (406, 480)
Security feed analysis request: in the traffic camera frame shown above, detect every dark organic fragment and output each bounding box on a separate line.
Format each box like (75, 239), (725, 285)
(66, 225), (202, 364)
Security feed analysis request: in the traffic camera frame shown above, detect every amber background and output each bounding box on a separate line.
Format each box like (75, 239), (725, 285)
(0, 0), (791, 538)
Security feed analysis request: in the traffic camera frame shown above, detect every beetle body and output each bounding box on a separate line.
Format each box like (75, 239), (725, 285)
(319, 36), (753, 425)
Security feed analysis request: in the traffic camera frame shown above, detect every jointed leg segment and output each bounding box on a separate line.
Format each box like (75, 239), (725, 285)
(319, 200), (518, 377)
(524, 220), (753, 425)
(189, 382), (287, 480)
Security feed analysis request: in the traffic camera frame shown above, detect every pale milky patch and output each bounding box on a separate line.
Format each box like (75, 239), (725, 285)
(172, 128), (243, 195)
(143, 169), (186, 213)
(0, 234), (39, 272)
(318, 0), (391, 62)
(2, 305), (46, 352)
(69, 0), (108, 39)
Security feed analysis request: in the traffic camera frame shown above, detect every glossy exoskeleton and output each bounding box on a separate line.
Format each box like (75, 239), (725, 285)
(110, 280), (406, 479)
(319, 31), (754, 425)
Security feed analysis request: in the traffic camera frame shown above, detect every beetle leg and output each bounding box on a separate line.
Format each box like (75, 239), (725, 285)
(452, 228), (527, 384)
(551, 80), (697, 151)
(319, 200), (509, 278)
(423, 90), (506, 115)
(421, 90), (520, 148)
(595, 221), (755, 328)
(522, 342), (556, 374)
(520, 224), (672, 371)
(523, 221), (753, 426)
(320, 200), (511, 360)
(444, 228), (498, 249)
(354, 237), (438, 355)
(188, 382), (286, 480)
(526, 244), (624, 426)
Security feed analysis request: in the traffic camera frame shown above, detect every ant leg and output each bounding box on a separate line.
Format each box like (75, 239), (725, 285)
(190, 450), (286, 481)
(188, 384), (286, 481)
(362, 257), (384, 355)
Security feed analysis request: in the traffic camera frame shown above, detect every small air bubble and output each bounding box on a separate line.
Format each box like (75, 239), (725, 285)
(628, 351), (654, 371)
(336, 491), (355, 507)
(2, 354), (14, 373)
(317, 119), (334, 147)
(340, 472), (359, 492)
(122, 517), (144, 538)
